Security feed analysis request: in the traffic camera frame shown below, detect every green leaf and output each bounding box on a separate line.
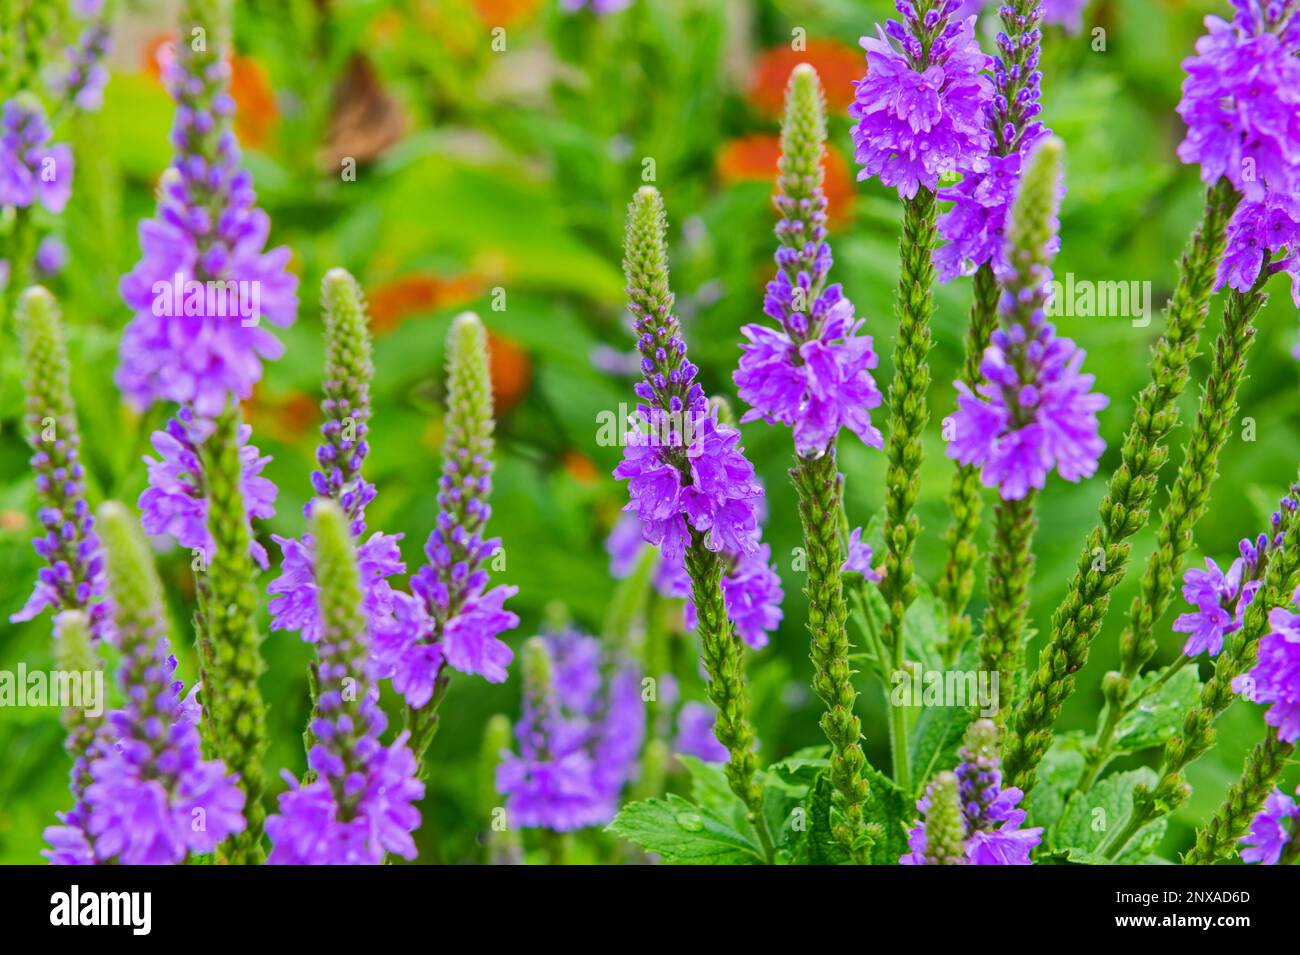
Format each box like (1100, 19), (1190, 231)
(903, 584), (949, 675)
(1025, 731), (1087, 833)
(607, 795), (765, 865)
(909, 704), (974, 793)
(861, 762), (912, 865)
(785, 772), (852, 865)
(1112, 664), (1203, 754)
(760, 751), (830, 854)
(1051, 768), (1167, 864)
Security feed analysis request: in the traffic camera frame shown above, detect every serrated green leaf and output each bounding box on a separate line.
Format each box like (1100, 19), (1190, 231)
(607, 795), (765, 865)
(909, 704), (975, 791)
(861, 762), (912, 864)
(1051, 768), (1166, 864)
(903, 585), (949, 675)
(785, 772), (852, 865)
(1025, 731), (1087, 834)
(1112, 664), (1203, 754)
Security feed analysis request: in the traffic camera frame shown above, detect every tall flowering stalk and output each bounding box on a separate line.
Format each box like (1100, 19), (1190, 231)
(1100, 484), (1300, 859)
(60, 502), (246, 865)
(374, 313), (519, 775)
(1080, 281), (1268, 789)
(936, 0), (1049, 662)
(116, 0), (298, 861)
(734, 64), (882, 854)
(11, 286), (108, 638)
(948, 137), (1107, 717)
(851, 0), (993, 793)
(614, 186), (773, 860)
(269, 270), (404, 675)
(265, 501), (424, 864)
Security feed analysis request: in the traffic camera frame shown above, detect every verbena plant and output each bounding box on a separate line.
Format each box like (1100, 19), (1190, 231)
(8, 0), (1300, 865)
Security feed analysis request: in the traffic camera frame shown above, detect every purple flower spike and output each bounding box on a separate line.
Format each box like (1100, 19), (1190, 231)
(1234, 607), (1300, 743)
(497, 633), (646, 831)
(116, 22), (298, 415)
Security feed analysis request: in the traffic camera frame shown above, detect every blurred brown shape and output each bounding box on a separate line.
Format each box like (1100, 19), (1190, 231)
(321, 54), (406, 170)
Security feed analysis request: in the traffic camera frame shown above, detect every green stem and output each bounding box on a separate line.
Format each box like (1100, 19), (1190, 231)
(1184, 733), (1295, 865)
(977, 492), (1038, 722)
(405, 673), (453, 782)
(1001, 178), (1240, 794)
(939, 264), (1000, 666)
(684, 533), (775, 863)
(880, 187), (938, 796)
(791, 447), (869, 856)
(1081, 278), (1265, 789)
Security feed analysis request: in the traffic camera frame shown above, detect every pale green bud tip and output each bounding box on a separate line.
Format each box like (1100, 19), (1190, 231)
(53, 611), (95, 670)
(321, 268), (365, 317)
(483, 713), (514, 752)
(309, 498), (351, 558)
(962, 718), (998, 762)
(18, 285), (57, 319)
(709, 395), (736, 427)
(521, 636), (554, 690)
(309, 497), (363, 615)
(97, 501), (164, 618)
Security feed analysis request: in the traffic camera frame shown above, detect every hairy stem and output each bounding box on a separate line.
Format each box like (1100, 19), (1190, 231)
(791, 447), (869, 856)
(939, 264), (1000, 666)
(880, 187), (939, 796)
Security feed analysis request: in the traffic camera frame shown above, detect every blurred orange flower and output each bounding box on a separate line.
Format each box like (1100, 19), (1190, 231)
(562, 450), (599, 485)
(748, 39), (862, 118)
(472, 0), (543, 26)
(367, 273), (487, 334)
(486, 328), (533, 417)
(716, 133), (855, 227)
(141, 35), (279, 149)
(245, 388), (319, 444)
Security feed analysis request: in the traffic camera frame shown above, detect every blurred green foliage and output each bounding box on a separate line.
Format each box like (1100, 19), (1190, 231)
(1, 0), (1297, 863)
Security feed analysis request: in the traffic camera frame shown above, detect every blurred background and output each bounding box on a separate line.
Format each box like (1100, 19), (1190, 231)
(2, 0), (1298, 863)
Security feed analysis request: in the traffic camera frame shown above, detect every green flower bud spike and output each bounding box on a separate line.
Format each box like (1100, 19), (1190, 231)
(1079, 275), (1267, 792)
(1001, 177), (1242, 794)
(196, 402), (270, 864)
(1184, 731), (1294, 865)
(921, 771), (967, 866)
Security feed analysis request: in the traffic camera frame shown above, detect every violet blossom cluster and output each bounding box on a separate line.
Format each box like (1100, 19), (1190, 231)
(735, 65), (883, 460)
(936, 2), (1052, 280)
(116, 31), (298, 416)
(849, 1), (994, 199)
(607, 510), (784, 649)
(0, 97), (73, 213)
(1177, 1), (1300, 304)
(496, 632), (646, 830)
(1174, 495), (1297, 658)
(1240, 784), (1300, 864)
(138, 407), (276, 568)
(372, 314), (519, 708)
